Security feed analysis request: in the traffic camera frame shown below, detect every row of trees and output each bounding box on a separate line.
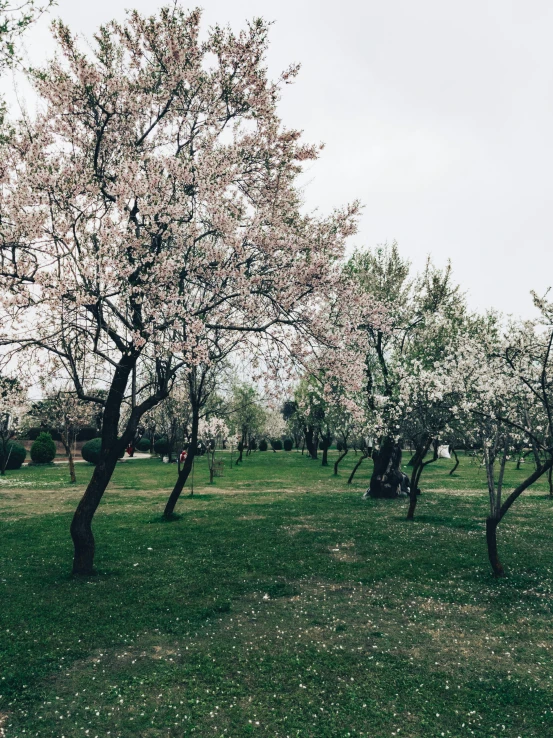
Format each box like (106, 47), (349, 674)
(0, 5), (551, 578)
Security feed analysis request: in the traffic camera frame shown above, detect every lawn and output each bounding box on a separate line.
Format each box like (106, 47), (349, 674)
(1, 449), (553, 737)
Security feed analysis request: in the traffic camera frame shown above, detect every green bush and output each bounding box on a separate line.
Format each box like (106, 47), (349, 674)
(26, 426), (61, 441)
(0, 442), (26, 470)
(283, 438), (293, 451)
(76, 426), (99, 441)
(248, 439), (258, 451)
(136, 437), (151, 452)
(336, 441), (343, 452)
(30, 432), (57, 464)
(258, 439), (268, 451)
(81, 438), (102, 464)
(154, 437), (169, 456)
(270, 439), (283, 451)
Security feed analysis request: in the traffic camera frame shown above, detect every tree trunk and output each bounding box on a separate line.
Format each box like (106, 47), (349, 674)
(347, 455), (365, 484)
(304, 427), (315, 459)
(68, 449), (76, 484)
(549, 464), (553, 498)
(0, 436), (7, 475)
(334, 448), (348, 475)
(321, 446), (328, 466)
(164, 411), (199, 518)
(407, 446), (425, 468)
(368, 438), (403, 498)
(311, 430), (319, 460)
(449, 448), (459, 476)
(486, 517), (504, 577)
(70, 449), (121, 574)
(70, 361), (135, 574)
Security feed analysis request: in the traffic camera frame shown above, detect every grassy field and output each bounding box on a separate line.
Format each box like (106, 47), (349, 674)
(1, 449), (553, 737)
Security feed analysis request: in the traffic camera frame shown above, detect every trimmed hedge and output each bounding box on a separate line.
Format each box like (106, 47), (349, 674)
(82, 438), (102, 464)
(0, 442), (26, 470)
(76, 426), (99, 442)
(30, 432), (56, 464)
(154, 437), (170, 456)
(26, 427), (61, 442)
(136, 437), (151, 452)
(283, 438), (293, 451)
(270, 439), (283, 451)
(81, 438), (125, 463)
(258, 439), (268, 451)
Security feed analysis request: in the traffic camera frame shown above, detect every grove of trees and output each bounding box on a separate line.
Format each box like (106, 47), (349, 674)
(0, 4), (551, 581)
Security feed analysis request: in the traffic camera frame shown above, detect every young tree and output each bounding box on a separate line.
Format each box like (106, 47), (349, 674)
(198, 416), (228, 484)
(227, 383), (265, 465)
(347, 244), (467, 499)
(0, 375), (25, 475)
(0, 8), (360, 572)
(31, 387), (94, 483)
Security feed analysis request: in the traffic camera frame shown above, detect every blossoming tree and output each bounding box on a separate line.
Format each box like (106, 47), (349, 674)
(0, 7), (361, 573)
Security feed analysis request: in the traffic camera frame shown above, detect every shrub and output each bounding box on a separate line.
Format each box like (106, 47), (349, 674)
(270, 438), (283, 451)
(136, 437), (151, 452)
(248, 439), (258, 451)
(319, 438), (332, 451)
(26, 426), (61, 441)
(30, 432), (57, 464)
(283, 438), (293, 451)
(76, 426), (99, 441)
(258, 439), (268, 451)
(81, 438), (102, 464)
(336, 441), (343, 452)
(81, 438), (125, 463)
(0, 442), (26, 470)
(154, 437), (170, 456)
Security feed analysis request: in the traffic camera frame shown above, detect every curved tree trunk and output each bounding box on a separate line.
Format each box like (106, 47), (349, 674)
(70, 362), (134, 574)
(334, 448), (348, 475)
(70, 449), (121, 574)
(449, 448), (459, 476)
(486, 517), (504, 577)
(164, 411), (199, 517)
(347, 455), (365, 484)
(368, 438), (403, 498)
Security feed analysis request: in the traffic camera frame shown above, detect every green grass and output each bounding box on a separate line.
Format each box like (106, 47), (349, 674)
(1, 450), (553, 737)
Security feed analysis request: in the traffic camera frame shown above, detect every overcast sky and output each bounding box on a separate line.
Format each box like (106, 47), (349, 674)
(3, 0), (553, 317)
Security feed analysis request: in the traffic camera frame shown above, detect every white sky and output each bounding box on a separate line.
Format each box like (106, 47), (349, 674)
(3, 0), (553, 318)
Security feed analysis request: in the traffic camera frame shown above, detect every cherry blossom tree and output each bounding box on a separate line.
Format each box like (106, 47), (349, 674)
(0, 1), (54, 70)
(461, 300), (553, 576)
(347, 243), (467, 499)
(0, 7), (362, 573)
(0, 374), (25, 474)
(198, 415), (228, 484)
(31, 385), (94, 483)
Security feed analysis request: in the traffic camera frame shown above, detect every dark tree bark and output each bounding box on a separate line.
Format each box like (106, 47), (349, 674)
(481, 457), (553, 576)
(164, 410), (199, 517)
(236, 439), (244, 465)
(70, 356), (169, 574)
(304, 427), (315, 459)
(449, 447), (460, 476)
(348, 454), (365, 484)
(368, 438), (403, 498)
(407, 439), (438, 520)
(320, 432), (332, 466)
(334, 447), (348, 475)
(70, 448), (122, 574)
(486, 517), (504, 577)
